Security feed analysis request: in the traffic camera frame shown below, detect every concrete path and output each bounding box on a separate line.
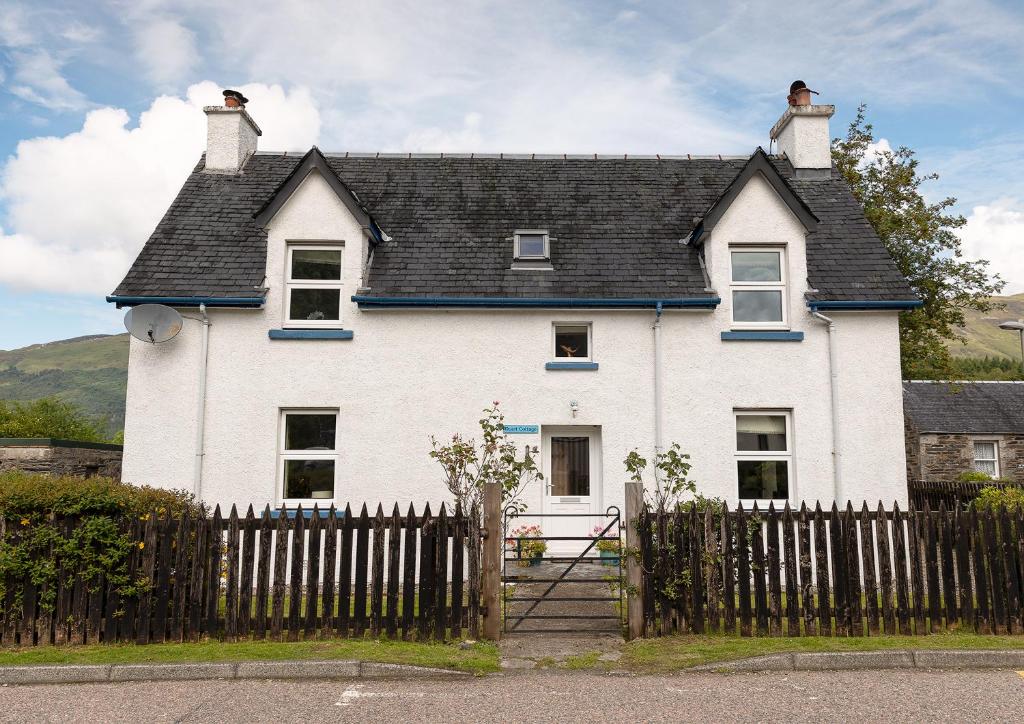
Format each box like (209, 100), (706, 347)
(500, 558), (624, 669)
(3, 669), (1023, 722)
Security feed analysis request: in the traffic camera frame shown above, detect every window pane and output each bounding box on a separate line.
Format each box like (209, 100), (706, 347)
(731, 251), (781, 282)
(974, 460), (997, 476)
(289, 288), (340, 321)
(517, 234), (547, 258)
(736, 415), (787, 451)
(551, 437), (590, 496)
(284, 459), (335, 499)
(737, 460), (789, 499)
(555, 326), (589, 358)
(285, 414), (336, 450)
(291, 249), (341, 280)
(733, 290), (783, 322)
(973, 442), (996, 460)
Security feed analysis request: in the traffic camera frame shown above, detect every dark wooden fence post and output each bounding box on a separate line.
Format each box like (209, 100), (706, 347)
(481, 482), (502, 640)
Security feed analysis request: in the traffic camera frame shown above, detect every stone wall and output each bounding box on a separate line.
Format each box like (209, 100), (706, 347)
(906, 431), (1024, 483)
(0, 439), (122, 479)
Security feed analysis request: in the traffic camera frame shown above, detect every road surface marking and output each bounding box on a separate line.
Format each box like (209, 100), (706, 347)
(335, 684), (425, 707)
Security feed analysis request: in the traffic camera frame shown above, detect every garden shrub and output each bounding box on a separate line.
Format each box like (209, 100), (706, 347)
(972, 485), (1024, 513)
(0, 471), (205, 618)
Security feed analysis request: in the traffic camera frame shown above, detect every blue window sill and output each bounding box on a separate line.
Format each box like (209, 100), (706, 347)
(721, 331), (803, 342)
(269, 329), (354, 340)
(545, 361), (599, 370)
(269, 507), (346, 519)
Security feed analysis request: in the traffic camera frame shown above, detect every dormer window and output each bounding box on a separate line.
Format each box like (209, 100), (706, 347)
(285, 243), (343, 328)
(514, 230), (550, 261)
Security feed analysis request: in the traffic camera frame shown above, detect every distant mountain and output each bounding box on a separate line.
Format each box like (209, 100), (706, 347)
(948, 293), (1024, 360)
(0, 334), (129, 436)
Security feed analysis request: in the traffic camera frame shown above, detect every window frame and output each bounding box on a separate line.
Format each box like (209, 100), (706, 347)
(728, 246), (788, 330)
(734, 409), (793, 504)
(972, 439), (1000, 478)
(278, 408), (339, 507)
(283, 243), (345, 329)
(551, 322), (593, 362)
(514, 230), (550, 261)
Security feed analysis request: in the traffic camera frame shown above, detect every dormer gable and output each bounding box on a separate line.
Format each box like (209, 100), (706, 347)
(254, 147), (385, 243)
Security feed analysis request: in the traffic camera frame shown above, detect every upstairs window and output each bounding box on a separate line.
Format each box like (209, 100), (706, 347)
(280, 410), (337, 504)
(736, 411), (791, 502)
(285, 244), (343, 327)
(972, 441), (999, 477)
(514, 230), (550, 261)
(553, 323), (591, 361)
(730, 247), (786, 328)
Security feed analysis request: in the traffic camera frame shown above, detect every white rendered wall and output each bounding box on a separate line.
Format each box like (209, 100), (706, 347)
(204, 108), (259, 172)
(120, 169), (909, 513)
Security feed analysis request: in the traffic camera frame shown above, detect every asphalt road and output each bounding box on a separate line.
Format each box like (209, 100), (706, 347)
(2, 670), (1023, 723)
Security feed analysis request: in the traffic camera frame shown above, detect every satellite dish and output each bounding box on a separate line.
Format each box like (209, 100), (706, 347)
(124, 304), (183, 344)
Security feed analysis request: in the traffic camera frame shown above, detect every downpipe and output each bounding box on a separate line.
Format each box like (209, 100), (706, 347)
(811, 311), (842, 502)
(194, 304), (210, 500)
(653, 302), (664, 455)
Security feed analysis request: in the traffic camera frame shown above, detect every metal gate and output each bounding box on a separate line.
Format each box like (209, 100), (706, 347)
(501, 507), (624, 634)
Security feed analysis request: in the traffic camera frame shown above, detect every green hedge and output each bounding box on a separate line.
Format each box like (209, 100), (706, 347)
(974, 485), (1024, 513)
(0, 472), (206, 620)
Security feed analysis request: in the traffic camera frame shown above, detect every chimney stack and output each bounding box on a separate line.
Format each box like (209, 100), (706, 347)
(203, 89), (261, 173)
(769, 80), (834, 178)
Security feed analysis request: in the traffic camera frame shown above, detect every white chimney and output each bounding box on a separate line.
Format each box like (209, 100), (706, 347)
(769, 80), (834, 177)
(203, 89), (261, 173)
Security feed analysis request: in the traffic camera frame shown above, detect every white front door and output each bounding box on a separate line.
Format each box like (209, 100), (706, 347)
(542, 427), (601, 556)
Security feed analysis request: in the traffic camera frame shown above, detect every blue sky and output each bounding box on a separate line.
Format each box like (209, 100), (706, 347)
(2, 0), (1023, 350)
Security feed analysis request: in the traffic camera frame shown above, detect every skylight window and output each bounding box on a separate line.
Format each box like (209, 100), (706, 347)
(514, 230), (550, 261)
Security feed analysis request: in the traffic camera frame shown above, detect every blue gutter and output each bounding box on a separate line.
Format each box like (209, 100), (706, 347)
(106, 295), (265, 309)
(807, 300), (922, 312)
(352, 296), (720, 309)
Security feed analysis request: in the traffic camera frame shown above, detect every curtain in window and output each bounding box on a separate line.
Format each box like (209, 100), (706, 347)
(551, 437), (590, 496)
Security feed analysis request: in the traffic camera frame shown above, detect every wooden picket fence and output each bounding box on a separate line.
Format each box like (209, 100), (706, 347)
(0, 503), (480, 647)
(637, 501), (1024, 638)
(908, 479), (1024, 511)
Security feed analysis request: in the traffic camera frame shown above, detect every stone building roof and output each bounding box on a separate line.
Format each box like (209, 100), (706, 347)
(902, 381), (1024, 434)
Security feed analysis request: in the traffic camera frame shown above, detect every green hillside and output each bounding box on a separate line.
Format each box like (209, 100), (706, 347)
(0, 334), (129, 436)
(948, 293), (1024, 361)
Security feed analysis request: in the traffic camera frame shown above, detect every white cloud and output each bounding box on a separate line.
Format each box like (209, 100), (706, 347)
(960, 198), (1024, 295)
(0, 82), (320, 296)
(8, 49), (89, 111)
(129, 14), (199, 88)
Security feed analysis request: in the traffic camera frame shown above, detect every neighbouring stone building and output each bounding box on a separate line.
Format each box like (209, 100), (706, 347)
(0, 438), (123, 479)
(903, 381), (1024, 483)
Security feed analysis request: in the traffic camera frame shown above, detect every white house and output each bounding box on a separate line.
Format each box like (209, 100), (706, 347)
(109, 83), (919, 538)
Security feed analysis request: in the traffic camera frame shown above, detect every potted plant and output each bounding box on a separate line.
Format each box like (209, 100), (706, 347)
(592, 525), (621, 565)
(509, 524), (546, 567)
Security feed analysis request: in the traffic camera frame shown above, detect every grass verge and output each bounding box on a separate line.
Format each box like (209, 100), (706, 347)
(0, 639), (500, 675)
(620, 632), (1024, 673)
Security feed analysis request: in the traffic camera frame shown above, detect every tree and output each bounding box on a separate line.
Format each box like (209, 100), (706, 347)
(0, 397), (111, 442)
(429, 402), (543, 515)
(831, 106), (1004, 378)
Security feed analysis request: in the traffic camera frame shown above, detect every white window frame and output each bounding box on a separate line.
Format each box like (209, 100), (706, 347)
(729, 246), (788, 330)
(972, 440), (1000, 478)
(278, 408), (339, 507)
(283, 243), (344, 328)
(735, 409), (793, 504)
(552, 322), (593, 362)
(514, 230), (550, 261)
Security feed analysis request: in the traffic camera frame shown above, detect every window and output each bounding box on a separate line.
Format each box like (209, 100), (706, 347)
(279, 410), (337, 504)
(285, 244), (343, 327)
(553, 323), (591, 361)
(973, 441), (999, 477)
(735, 411), (791, 501)
(514, 230), (549, 261)
(730, 247), (786, 327)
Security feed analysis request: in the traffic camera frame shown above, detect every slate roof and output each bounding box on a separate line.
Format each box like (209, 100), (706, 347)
(111, 150), (917, 303)
(902, 381), (1024, 434)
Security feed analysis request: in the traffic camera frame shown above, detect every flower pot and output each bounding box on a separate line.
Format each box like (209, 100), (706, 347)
(599, 549), (619, 566)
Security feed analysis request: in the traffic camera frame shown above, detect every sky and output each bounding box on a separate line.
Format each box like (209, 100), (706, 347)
(1, 0), (1023, 350)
